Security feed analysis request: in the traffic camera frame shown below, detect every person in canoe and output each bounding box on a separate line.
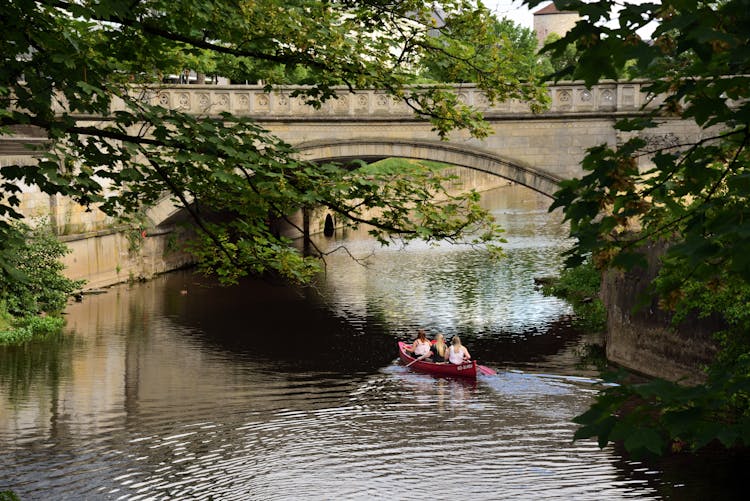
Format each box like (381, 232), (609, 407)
(429, 333), (449, 363)
(407, 329), (431, 358)
(447, 335), (471, 365)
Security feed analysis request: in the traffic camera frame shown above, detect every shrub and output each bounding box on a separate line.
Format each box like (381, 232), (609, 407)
(0, 221), (84, 345)
(542, 258), (607, 333)
(0, 490), (20, 501)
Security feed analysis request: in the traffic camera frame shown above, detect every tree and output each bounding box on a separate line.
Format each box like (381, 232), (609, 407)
(0, 0), (548, 286)
(419, 12), (544, 84)
(529, 0), (750, 455)
(537, 32), (580, 79)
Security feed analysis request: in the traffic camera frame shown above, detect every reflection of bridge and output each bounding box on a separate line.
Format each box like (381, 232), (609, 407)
(137, 81), (697, 200)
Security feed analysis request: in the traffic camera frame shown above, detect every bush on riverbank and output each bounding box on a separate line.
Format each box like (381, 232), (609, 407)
(541, 258), (606, 334)
(0, 306), (67, 344)
(0, 490), (20, 501)
(0, 222), (84, 345)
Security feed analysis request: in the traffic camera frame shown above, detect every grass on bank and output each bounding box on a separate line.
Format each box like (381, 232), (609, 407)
(0, 304), (67, 345)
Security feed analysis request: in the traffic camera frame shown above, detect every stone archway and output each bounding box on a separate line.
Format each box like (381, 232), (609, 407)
(146, 138), (563, 228)
(294, 138), (562, 198)
(145, 193), (195, 228)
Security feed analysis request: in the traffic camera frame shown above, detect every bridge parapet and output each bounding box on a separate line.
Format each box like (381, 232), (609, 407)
(91, 81), (658, 120)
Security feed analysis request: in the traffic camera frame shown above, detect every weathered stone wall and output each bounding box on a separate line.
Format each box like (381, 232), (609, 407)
(60, 227), (194, 290)
(1, 154), (191, 289)
(0, 154), (117, 234)
(601, 241), (720, 385)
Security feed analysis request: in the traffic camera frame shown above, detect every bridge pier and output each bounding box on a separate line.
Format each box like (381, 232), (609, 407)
(58, 226), (193, 289)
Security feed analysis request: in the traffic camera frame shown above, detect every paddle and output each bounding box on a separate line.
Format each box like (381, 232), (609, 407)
(406, 353), (430, 367)
(477, 364), (497, 376)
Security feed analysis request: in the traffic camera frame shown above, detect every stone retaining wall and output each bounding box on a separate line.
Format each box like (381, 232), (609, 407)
(601, 241), (720, 385)
(60, 227), (194, 290)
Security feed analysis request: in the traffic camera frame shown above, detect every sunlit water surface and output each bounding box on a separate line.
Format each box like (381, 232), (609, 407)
(1, 185), (745, 499)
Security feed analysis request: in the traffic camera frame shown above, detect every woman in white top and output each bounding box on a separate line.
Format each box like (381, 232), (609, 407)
(447, 335), (471, 365)
(409, 329), (431, 358)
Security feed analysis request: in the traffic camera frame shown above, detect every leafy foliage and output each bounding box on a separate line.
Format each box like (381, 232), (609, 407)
(541, 257), (607, 333)
(536, 33), (577, 79)
(1, 0), (549, 285)
(575, 361), (750, 458)
(420, 13), (544, 86)
(0, 491), (20, 501)
(527, 0), (750, 455)
(0, 222), (82, 345)
(0, 313), (66, 345)
(0, 222), (84, 315)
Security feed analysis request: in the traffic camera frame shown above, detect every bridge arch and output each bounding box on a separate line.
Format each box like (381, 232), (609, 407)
(146, 138), (563, 228)
(294, 139), (562, 198)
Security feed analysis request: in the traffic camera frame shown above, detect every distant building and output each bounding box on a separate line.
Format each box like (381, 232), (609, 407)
(533, 2), (580, 48)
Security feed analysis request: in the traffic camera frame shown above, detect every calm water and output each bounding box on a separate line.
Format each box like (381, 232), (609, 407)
(0, 185), (745, 499)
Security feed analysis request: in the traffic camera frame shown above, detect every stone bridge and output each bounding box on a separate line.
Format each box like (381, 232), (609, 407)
(0, 81), (701, 287)
(3, 81), (699, 224)
(142, 81), (696, 197)
(121, 81), (694, 225)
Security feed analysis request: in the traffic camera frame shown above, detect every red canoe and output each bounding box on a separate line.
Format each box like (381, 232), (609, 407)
(398, 341), (477, 379)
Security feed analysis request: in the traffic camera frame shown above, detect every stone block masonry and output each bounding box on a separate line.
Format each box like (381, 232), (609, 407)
(600, 240), (720, 385)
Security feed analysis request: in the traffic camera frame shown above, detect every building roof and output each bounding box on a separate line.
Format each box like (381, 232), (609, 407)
(533, 3), (575, 16)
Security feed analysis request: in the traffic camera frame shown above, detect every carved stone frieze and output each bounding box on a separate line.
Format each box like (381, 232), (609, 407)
(157, 92), (170, 107)
(600, 89), (615, 107)
(257, 94), (270, 109)
(125, 82), (661, 118)
(178, 93), (190, 108)
(237, 94), (249, 110)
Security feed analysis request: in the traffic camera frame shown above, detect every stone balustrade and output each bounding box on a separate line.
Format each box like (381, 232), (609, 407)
(88, 81), (658, 120)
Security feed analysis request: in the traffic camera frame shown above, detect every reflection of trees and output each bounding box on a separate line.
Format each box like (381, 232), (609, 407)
(310, 184), (571, 335)
(158, 271), (396, 372)
(609, 442), (749, 498)
(0, 334), (79, 445)
(0, 334), (76, 403)
(463, 317), (583, 365)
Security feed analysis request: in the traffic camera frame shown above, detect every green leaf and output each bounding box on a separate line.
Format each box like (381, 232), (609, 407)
(623, 427), (665, 456)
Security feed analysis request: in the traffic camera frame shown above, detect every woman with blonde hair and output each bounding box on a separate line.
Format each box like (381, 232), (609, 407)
(447, 335), (471, 365)
(429, 333), (448, 362)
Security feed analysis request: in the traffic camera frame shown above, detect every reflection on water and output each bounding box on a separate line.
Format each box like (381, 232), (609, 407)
(311, 186), (572, 338)
(0, 185), (744, 499)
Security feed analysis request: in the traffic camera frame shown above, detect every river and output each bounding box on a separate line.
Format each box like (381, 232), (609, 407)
(0, 185), (745, 500)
